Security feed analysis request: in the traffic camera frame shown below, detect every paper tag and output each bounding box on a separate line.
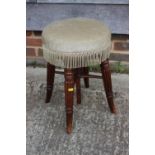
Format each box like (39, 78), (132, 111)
(68, 88), (74, 92)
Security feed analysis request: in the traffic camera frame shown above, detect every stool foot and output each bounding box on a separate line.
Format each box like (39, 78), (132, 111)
(64, 69), (74, 134)
(45, 63), (55, 103)
(101, 59), (116, 114)
(75, 68), (81, 104)
(66, 124), (73, 134)
(83, 67), (89, 88)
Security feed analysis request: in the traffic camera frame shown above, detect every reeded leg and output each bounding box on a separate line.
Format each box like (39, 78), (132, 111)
(83, 67), (89, 88)
(75, 68), (81, 104)
(64, 69), (74, 134)
(100, 59), (116, 113)
(45, 63), (55, 103)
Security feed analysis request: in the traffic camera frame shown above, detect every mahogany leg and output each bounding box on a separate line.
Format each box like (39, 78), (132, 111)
(75, 68), (81, 104)
(64, 68), (74, 134)
(45, 63), (55, 103)
(83, 67), (89, 88)
(100, 59), (116, 113)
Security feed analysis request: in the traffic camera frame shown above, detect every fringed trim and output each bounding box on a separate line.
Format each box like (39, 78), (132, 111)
(43, 45), (111, 68)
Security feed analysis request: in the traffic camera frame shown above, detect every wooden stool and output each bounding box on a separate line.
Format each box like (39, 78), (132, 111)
(42, 18), (116, 134)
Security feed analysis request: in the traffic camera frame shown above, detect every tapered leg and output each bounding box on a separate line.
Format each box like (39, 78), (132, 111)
(100, 59), (116, 113)
(83, 67), (89, 88)
(64, 69), (74, 134)
(75, 68), (81, 104)
(45, 63), (55, 103)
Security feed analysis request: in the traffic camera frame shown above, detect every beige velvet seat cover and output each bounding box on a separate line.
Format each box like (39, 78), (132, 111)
(42, 18), (111, 68)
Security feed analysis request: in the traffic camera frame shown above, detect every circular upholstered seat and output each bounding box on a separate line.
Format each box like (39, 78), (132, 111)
(42, 18), (111, 68)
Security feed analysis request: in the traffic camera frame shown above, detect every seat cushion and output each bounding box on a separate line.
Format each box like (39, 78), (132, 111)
(42, 18), (111, 68)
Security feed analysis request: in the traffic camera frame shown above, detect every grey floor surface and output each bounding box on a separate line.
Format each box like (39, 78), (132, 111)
(26, 67), (129, 155)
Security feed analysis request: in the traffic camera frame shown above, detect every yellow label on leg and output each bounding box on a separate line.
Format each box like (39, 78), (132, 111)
(68, 88), (74, 92)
